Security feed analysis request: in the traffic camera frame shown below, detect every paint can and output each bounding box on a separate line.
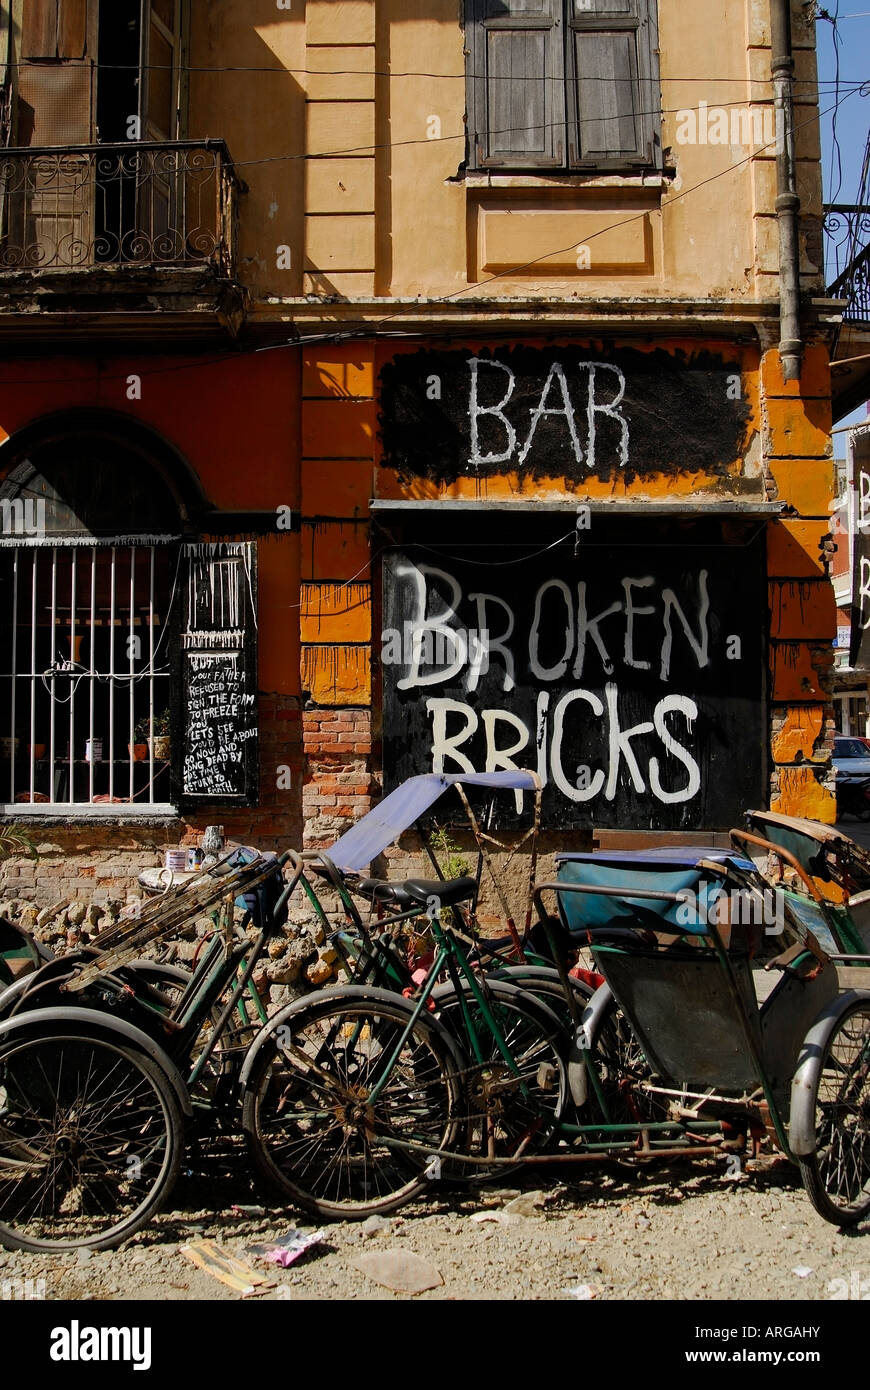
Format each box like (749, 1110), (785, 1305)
(85, 738), (102, 763)
(202, 825), (225, 856)
(164, 849), (187, 873)
(187, 847), (204, 872)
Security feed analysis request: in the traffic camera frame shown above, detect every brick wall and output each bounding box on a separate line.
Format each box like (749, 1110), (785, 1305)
(0, 693), (303, 909)
(302, 708), (372, 846)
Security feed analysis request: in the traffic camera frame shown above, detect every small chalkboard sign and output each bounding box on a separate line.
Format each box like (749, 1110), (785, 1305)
(173, 542), (258, 808)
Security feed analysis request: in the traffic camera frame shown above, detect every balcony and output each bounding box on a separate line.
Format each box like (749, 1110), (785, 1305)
(824, 203), (870, 422)
(0, 140), (248, 344)
(825, 204), (870, 329)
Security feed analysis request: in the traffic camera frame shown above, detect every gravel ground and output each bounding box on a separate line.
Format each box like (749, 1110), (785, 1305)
(3, 1157), (867, 1303)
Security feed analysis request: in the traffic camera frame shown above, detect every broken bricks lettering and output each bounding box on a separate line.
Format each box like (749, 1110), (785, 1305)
(381, 539), (766, 830)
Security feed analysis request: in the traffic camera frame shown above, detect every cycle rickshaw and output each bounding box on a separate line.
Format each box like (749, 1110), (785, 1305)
(1, 778), (869, 1247)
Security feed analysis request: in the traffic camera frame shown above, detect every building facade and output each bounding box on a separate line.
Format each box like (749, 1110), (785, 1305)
(0, 0), (848, 904)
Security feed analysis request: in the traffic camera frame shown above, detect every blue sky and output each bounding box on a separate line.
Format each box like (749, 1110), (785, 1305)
(815, 4), (870, 441)
(816, 5), (869, 210)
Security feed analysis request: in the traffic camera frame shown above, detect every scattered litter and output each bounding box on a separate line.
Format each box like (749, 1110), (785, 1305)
(635, 1218), (651, 1230)
(470, 1210), (520, 1226)
(351, 1250), (443, 1295)
(231, 1205), (266, 1218)
(361, 1215), (394, 1239)
(746, 1154), (790, 1173)
(503, 1191), (546, 1218)
(180, 1240), (272, 1296)
(247, 1229), (326, 1269)
(562, 1283), (599, 1301)
(792, 1266), (814, 1279)
(573, 1235), (598, 1243)
(75, 1248), (94, 1265)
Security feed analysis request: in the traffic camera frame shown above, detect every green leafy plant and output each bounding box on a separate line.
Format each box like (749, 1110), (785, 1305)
(134, 709), (170, 742)
(429, 825), (471, 881)
(0, 825), (37, 862)
(427, 825), (472, 925)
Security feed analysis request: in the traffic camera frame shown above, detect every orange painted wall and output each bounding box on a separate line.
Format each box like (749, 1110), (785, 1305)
(0, 351), (302, 695)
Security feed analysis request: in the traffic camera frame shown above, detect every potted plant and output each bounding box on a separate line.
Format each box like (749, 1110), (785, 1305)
(149, 709), (171, 761)
(130, 716), (149, 763)
(133, 710), (170, 761)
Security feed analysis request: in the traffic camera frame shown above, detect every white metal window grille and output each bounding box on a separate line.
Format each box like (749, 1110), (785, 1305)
(1, 543), (175, 814)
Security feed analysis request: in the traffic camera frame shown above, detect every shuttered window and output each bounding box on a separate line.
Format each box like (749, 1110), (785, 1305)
(22, 0), (88, 60)
(467, 0), (660, 172)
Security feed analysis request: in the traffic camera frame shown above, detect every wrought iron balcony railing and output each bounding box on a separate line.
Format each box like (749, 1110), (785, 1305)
(824, 203), (870, 330)
(0, 140), (243, 277)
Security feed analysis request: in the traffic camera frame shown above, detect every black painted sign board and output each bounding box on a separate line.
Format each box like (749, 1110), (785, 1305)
(172, 542), (259, 808)
(380, 519), (767, 831)
(379, 345), (752, 487)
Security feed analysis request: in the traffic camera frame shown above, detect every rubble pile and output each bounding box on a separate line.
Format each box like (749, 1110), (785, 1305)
(0, 894), (348, 1012)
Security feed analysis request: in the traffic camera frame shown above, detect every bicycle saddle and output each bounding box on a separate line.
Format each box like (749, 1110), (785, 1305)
(402, 876), (478, 907)
(356, 878), (415, 908)
(356, 875), (477, 910)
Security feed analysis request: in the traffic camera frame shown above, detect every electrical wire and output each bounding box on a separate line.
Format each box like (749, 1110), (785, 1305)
(255, 84), (868, 349)
(827, 2), (845, 206)
(0, 86), (861, 393)
(2, 58), (864, 81)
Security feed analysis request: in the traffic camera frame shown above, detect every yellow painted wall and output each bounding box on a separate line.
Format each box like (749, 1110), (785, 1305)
(184, 1), (823, 308)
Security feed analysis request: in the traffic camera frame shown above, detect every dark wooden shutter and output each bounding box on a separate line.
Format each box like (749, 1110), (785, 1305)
(58, 0), (88, 59)
(22, 0), (58, 58)
(22, 0), (87, 59)
(172, 542), (260, 810)
(0, 3), (10, 144)
(566, 0), (661, 168)
(468, 0), (565, 169)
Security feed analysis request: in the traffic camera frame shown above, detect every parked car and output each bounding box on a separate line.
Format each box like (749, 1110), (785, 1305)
(833, 735), (870, 777)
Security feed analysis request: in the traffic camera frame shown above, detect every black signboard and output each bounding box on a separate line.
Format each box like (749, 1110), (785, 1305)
(379, 345), (752, 487)
(173, 542), (259, 807)
(850, 448), (870, 669)
(380, 523), (767, 831)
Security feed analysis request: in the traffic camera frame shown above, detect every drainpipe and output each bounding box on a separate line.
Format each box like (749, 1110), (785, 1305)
(770, 0), (803, 381)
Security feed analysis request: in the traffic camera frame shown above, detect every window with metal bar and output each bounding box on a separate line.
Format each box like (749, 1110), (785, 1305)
(0, 543), (175, 812)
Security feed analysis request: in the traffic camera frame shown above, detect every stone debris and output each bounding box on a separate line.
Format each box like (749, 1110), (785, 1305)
(503, 1191), (546, 1218)
(0, 892), (346, 1011)
(351, 1250), (443, 1295)
(361, 1215), (394, 1238)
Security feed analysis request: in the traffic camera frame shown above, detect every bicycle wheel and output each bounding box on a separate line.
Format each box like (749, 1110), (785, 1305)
(243, 987), (463, 1220)
(587, 994), (670, 1126)
(432, 978), (568, 1180)
(0, 1028), (184, 1252)
(490, 964), (594, 1035)
(799, 998), (870, 1226)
